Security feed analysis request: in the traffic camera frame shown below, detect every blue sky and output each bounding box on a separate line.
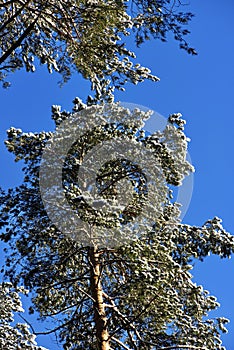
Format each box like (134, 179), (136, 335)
(0, 0), (234, 349)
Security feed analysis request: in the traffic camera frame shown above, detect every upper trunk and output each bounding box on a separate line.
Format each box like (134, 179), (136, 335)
(89, 246), (110, 350)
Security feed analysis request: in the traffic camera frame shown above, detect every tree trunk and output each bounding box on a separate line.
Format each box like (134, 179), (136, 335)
(89, 246), (110, 350)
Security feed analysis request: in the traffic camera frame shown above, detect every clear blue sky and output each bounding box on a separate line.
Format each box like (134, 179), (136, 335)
(0, 0), (234, 349)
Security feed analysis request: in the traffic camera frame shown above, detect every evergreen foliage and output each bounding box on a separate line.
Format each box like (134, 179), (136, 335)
(0, 0), (196, 95)
(0, 101), (233, 349)
(0, 282), (48, 349)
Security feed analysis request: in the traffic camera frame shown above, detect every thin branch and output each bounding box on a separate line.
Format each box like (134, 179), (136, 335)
(77, 285), (96, 303)
(126, 330), (138, 350)
(103, 292), (143, 343)
(0, 64), (17, 70)
(17, 313), (36, 334)
(41, 302), (81, 318)
(112, 336), (133, 350)
(38, 272), (89, 292)
(158, 346), (208, 350)
(34, 307), (78, 336)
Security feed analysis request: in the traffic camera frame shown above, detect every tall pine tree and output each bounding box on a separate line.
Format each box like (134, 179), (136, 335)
(0, 101), (233, 349)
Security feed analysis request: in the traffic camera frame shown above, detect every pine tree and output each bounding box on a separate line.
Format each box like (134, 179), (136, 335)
(0, 101), (233, 349)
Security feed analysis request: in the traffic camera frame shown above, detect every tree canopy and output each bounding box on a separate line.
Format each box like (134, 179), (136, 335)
(0, 101), (233, 349)
(0, 0), (196, 94)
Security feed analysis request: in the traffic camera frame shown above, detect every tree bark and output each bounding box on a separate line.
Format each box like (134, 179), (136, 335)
(89, 246), (110, 350)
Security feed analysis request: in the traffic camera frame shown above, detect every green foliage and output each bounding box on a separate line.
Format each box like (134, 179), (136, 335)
(0, 100), (233, 349)
(0, 282), (48, 350)
(0, 0), (196, 95)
